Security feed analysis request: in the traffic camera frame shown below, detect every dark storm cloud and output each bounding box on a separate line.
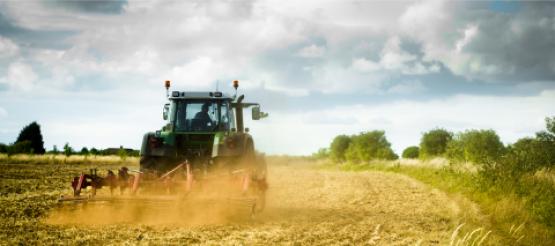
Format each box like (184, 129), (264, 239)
(0, 11), (74, 50)
(46, 0), (128, 14)
(455, 2), (555, 82)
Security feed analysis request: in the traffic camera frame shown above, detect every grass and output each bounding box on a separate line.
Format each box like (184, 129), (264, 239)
(323, 158), (555, 246)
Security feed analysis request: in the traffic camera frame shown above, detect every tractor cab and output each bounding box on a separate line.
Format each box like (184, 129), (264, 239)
(164, 92), (236, 133)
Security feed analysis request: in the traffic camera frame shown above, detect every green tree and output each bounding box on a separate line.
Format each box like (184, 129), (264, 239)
(52, 145), (59, 155)
(446, 129), (504, 164)
(118, 145), (127, 161)
(479, 116), (555, 182)
(80, 147), (90, 156)
(345, 130), (398, 162)
(534, 116), (555, 167)
(402, 146), (419, 159)
(15, 122), (45, 154)
(63, 143), (73, 157)
(419, 128), (453, 159)
(90, 147), (99, 156)
(0, 143), (7, 153)
(330, 135), (351, 162)
(312, 148), (329, 159)
(7, 141), (32, 156)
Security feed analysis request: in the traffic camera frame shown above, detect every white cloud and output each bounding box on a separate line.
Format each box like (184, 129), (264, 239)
(0, 107), (7, 118)
(351, 58), (380, 72)
(298, 44), (325, 58)
(0, 36), (19, 58)
(351, 36), (440, 76)
(387, 80), (426, 94)
(455, 24), (479, 53)
(380, 36), (416, 70)
(1, 0), (555, 156)
(0, 62), (38, 91)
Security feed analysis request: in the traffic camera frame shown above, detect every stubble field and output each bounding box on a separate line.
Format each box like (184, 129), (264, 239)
(0, 156), (498, 245)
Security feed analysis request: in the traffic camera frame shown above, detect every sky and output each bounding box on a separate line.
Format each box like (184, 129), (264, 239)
(0, 0), (555, 155)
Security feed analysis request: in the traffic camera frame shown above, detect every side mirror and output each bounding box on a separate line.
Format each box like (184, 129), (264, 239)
(163, 103), (170, 120)
(252, 106), (268, 120)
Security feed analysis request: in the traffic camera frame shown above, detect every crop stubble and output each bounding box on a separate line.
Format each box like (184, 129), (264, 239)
(0, 160), (460, 245)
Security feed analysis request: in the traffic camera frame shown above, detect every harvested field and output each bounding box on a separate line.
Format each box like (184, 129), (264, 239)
(0, 158), (488, 245)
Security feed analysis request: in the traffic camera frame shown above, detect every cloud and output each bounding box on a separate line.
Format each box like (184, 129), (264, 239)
(0, 0), (554, 156)
(387, 80), (426, 94)
(351, 57), (380, 72)
(0, 62), (38, 91)
(298, 44), (325, 58)
(46, 0), (128, 14)
(399, 0), (555, 82)
(0, 36), (18, 57)
(351, 36), (441, 76)
(0, 107), (6, 118)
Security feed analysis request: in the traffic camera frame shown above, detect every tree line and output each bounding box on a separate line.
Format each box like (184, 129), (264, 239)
(0, 122), (140, 157)
(319, 116), (555, 171)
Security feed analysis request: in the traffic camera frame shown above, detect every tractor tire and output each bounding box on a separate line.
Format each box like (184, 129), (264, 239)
(140, 156), (159, 172)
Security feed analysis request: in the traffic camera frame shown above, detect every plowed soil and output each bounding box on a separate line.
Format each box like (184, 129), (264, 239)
(1, 159), (464, 245)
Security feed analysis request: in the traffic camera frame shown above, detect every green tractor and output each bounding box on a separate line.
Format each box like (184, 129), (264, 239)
(139, 80), (269, 209)
(61, 80), (269, 215)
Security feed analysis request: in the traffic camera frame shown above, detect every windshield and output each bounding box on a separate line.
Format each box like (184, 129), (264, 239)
(174, 100), (233, 132)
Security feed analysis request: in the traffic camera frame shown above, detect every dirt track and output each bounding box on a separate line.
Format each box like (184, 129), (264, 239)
(41, 161), (462, 245)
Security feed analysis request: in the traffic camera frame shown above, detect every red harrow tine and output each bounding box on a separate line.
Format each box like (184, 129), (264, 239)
(242, 173), (251, 194)
(74, 173), (85, 196)
(131, 172), (141, 195)
(186, 162), (193, 192)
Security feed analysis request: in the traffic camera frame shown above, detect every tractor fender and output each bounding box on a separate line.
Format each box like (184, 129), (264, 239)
(215, 133), (254, 157)
(140, 132), (155, 156)
(235, 133), (254, 156)
(140, 132), (174, 157)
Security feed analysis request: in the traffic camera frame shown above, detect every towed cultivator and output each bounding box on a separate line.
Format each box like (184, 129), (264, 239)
(59, 80), (269, 216)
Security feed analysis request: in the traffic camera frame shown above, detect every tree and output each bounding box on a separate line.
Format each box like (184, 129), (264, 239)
(63, 143), (73, 157)
(534, 116), (555, 167)
(0, 143), (7, 153)
(80, 147), (90, 156)
(419, 128), (453, 159)
(329, 135), (351, 162)
(503, 117), (555, 172)
(52, 145), (59, 155)
(402, 146), (419, 159)
(446, 129), (505, 164)
(479, 116), (555, 183)
(15, 122), (45, 154)
(7, 141), (32, 156)
(90, 148), (99, 156)
(312, 148), (329, 159)
(345, 130), (398, 162)
(118, 145), (127, 161)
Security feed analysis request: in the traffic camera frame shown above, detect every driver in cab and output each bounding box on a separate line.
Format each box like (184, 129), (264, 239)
(194, 103), (213, 129)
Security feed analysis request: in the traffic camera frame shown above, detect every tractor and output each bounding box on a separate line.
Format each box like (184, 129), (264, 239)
(60, 80), (269, 215)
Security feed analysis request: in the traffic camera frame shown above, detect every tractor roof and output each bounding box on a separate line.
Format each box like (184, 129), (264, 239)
(168, 91), (233, 100)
